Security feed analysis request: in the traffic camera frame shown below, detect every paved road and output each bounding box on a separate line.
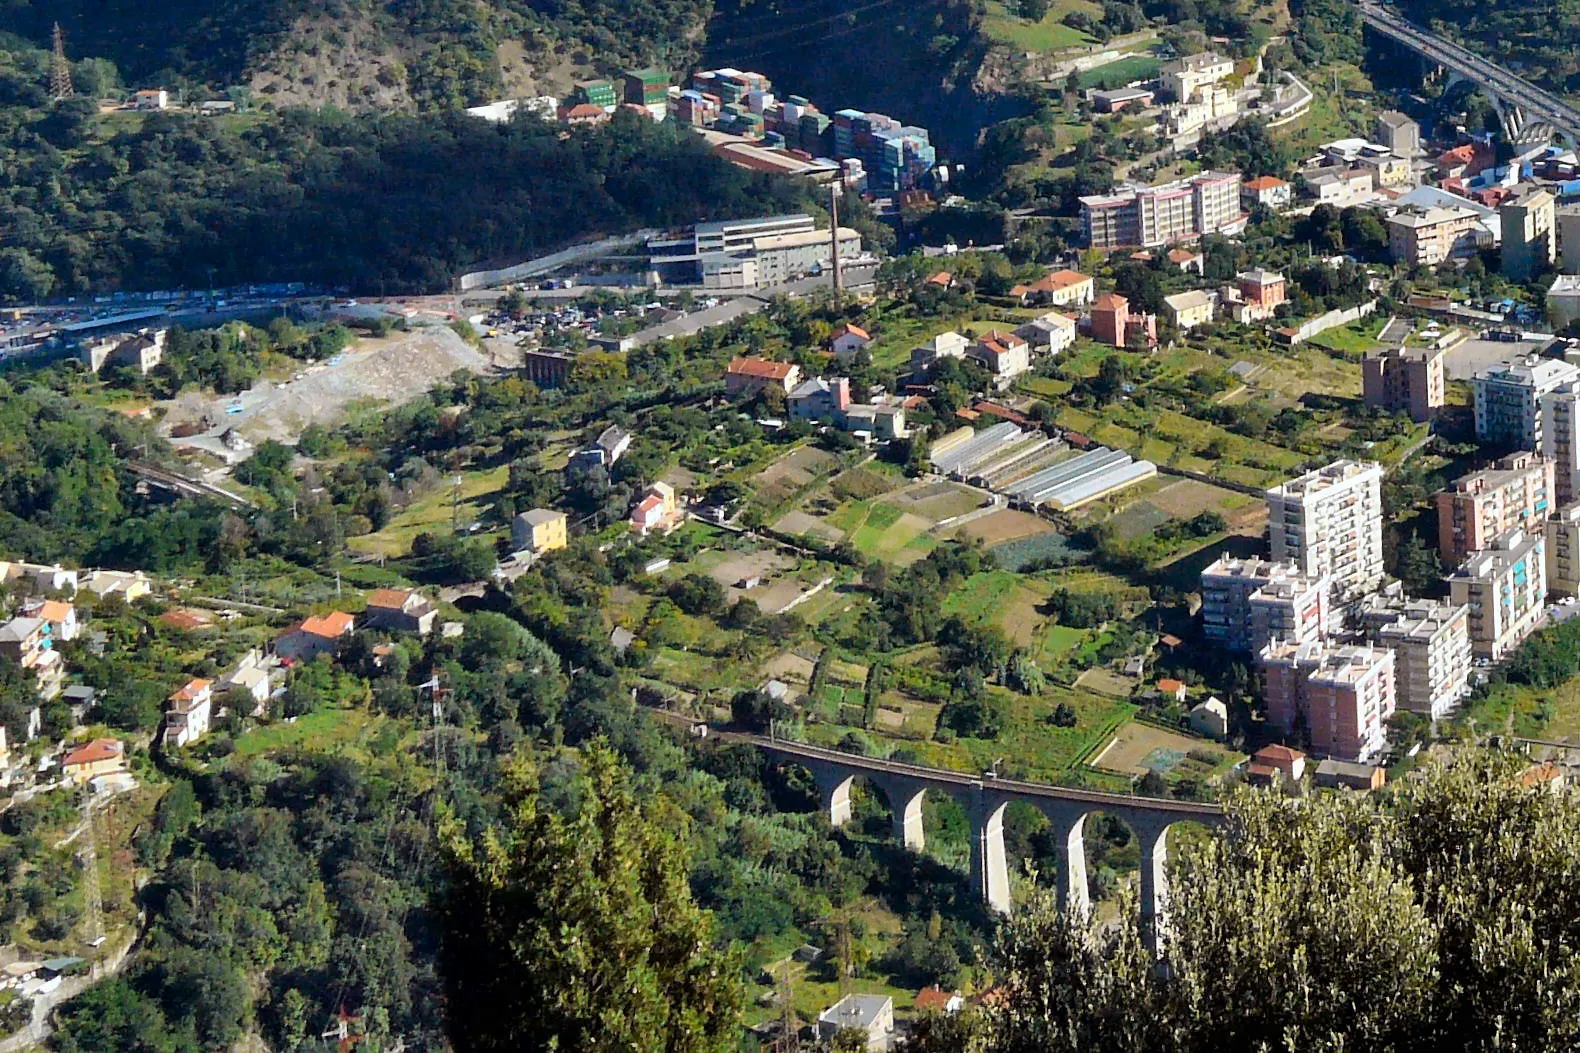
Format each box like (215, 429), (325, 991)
(1357, 1), (1580, 142)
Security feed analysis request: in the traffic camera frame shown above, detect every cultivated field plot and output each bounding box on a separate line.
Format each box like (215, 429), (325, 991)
(697, 548), (796, 593)
(960, 509), (1055, 545)
(760, 650), (817, 685)
(892, 481), (986, 523)
(1090, 722), (1207, 778)
(827, 500), (936, 565)
(752, 445), (836, 505)
(830, 465), (901, 501)
(772, 509), (844, 541)
(942, 570), (1060, 646)
(1075, 666), (1136, 698)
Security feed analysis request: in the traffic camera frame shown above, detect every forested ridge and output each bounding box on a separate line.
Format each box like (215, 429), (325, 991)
(1395, 0), (1580, 99)
(0, 47), (807, 298)
(2, 0), (718, 109)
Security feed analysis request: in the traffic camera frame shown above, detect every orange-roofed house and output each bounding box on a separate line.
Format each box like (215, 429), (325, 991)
(1519, 760), (1567, 794)
(1156, 678), (1187, 702)
(725, 357), (802, 398)
(63, 738), (125, 784)
(273, 611), (355, 663)
(1012, 268), (1094, 308)
(163, 678), (213, 749)
(363, 588), (438, 636)
(157, 608), (215, 633)
(1242, 175), (1292, 211)
(1091, 292), (1130, 347)
(25, 599), (78, 643)
(1166, 246), (1205, 274)
(630, 482), (681, 536)
(915, 987), (963, 1014)
(559, 102), (610, 126)
(968, 331), (1030, 388)
(925, 271), (954, 288)
(830, 323), (872, 358)
(1251, 744), (1307, 783)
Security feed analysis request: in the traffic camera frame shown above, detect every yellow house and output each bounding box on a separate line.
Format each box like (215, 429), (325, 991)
(62, 738), (126, 784)
(513, 508), (568, 555)
(1163, 290), (1215, 331)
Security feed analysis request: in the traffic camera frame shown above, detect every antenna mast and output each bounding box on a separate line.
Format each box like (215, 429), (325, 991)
(50, 24), (74, 101)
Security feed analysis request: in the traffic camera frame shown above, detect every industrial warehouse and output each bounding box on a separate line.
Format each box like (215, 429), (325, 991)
(929, 423), (1157, 511)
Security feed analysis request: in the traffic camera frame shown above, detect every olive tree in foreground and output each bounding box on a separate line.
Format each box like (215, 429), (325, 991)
(439, 744), (744, 1052)
(915, 752), (1580, 1053)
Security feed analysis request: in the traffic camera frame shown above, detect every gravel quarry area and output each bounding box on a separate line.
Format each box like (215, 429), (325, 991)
(162, 326), (490, 450)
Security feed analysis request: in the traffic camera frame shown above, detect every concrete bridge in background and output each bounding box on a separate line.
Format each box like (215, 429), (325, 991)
(755, 738), (1223, 949)
(1356, 0), (1580, 145)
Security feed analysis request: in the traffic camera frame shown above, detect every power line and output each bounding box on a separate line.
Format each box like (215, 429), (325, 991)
(49, 24), (73, 102)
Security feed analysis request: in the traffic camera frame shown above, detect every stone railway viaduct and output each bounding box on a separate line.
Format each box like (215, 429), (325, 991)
(753, 737), (1224, 949)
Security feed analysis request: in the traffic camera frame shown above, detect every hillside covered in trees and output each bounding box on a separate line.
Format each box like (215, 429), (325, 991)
(0, 42), (807, 298)
(1395, 0), (1580, 99)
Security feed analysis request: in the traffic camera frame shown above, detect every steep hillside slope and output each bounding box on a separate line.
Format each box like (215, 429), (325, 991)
(1392, 0), (1580, 98)
(3, 0), (714, 110)
(704, 0), (1028, 153)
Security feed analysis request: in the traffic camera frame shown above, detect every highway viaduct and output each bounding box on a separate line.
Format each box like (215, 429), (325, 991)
(1355, 1), (1580, 145)
(754, 737), (1223, 950)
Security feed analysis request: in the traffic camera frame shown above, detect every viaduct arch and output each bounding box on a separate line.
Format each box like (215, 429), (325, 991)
(759, 739), (1224, 950)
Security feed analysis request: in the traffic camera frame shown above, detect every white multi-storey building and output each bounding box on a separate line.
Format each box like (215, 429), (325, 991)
(1373, 600), (1473, 720)
(1446, 527), (1547, 660)
(1474, 354), (1580, 450)
(1199, 556), (1329, 653)
(1267, 460), (1386, 601)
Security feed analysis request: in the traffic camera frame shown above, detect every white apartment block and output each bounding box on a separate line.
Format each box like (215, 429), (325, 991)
(1446, 527), (1547, 661)
(1373, 600), (1472, 720)
(1267, 460), (1385, 601)
(1475, 354), (1580, 449)
(1541, 380), (1580, 505)
(1199, 556), (1329, 653)
(1547, 502), (1580, 598)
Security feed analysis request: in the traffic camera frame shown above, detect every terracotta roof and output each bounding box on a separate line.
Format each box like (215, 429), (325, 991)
(955, 408), (981, 421)
(1159, 633), (1183, 647)
(925, 271), (953, 286)
(1092, 292), (1128, 312)
(64, 738), (122, 768)
(563, 103), (605, 119)
(633, 495), (664, 516)
(1254, 744), (1305, 763)
(158, 609), (211, 632)
(915, 987), (956, 1011)
(366, 588), (416, 611)
(35, 601), (72, 623)
(833, 323), (870, 341)
(1157, 678), (1185, 693)
(727, 356), (795, 380)
(1045, 268), (1091, 288)
(168, 678), (212, 704)
(1519, 761), (1565, 787)
(300, 611), (354, 639)
(1243, 175), (1288, 191)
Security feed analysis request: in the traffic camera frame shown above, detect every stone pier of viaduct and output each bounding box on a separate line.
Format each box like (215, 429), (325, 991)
(757, 739), (1224, 948)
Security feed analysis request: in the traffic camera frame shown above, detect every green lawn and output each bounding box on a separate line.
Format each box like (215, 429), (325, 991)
(981, 0), (1097, 51)
(1307, 316), (1386, 354)
(232, 706), (388, 760)
(348, 464), (509, 558)
(1078, 54), (1163, 90)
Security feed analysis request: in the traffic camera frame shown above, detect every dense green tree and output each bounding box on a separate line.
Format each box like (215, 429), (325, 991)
(440, 744), (745, 1052)
(957, 754), (1580, 1052)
